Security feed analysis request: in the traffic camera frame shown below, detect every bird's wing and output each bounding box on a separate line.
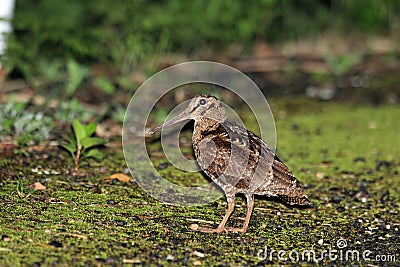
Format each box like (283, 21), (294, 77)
(255, 143), (310, 205)
(195, 120), (310, 205)
(229, 121), (310, 205)
(195, 120), (274, 191)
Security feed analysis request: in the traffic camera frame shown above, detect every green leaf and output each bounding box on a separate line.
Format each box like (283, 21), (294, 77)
(63, 134), (77, 147)
(93, 76), (115, 94)
(85, 122), (97, 137)
(80, 137), (105, 150)
(155, 108), (168, 124)
(72, 118), (86, 144)
(2, 118), (14, 133)
(83, 148), (103, 160)
(60, 143), (77, 155)
(14, 102), (27, 113)
(66, 59), (88, 96)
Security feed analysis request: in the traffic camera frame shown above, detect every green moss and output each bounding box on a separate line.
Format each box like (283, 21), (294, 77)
(0, 99), (399, 266)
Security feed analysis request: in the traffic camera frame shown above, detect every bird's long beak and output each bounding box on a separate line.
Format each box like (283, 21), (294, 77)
(147, 111), (190, 135)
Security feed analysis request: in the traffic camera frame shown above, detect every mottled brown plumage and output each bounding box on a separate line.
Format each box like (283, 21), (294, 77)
(148, 95), (310, 233)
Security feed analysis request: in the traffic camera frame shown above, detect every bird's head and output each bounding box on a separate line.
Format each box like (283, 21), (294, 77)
(147, 95), (227, 134)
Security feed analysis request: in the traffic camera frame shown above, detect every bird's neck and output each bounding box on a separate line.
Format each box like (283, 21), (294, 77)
(194, 117), (225, 135)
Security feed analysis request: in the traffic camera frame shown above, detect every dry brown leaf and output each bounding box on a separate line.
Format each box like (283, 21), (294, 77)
(190, 224), (199, 231)
(193, 260), (202, 266)
(186, 218), (215, 224)
(192, 251), (205, 257)
(104, 173), (131, 183)
(29, 182), (46, 190)
(123, 259), (141, 264)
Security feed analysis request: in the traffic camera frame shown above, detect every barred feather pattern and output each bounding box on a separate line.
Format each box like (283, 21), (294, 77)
(193, 118), (310, 206)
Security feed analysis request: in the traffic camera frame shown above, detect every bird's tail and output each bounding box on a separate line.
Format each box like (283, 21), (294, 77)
(278, 194), (311, 206)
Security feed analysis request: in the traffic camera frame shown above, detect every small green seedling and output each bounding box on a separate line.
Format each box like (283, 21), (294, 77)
(11, 177), (35, 198)
(61, 118), (105, 171)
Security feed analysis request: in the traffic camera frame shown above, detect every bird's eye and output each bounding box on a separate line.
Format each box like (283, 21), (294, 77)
(199, 99), (206, 105)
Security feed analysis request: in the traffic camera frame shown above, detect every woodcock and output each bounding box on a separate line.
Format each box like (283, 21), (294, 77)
(148, 95), (310, 233)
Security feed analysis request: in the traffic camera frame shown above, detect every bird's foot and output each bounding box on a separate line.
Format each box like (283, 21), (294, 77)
(194, 226), (247, 233)
(195, 226), (228, 234)
(224, 227), (247, 233)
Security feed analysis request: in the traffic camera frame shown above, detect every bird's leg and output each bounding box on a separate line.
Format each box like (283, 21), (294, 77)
(196, 197), (235, 233)
(225, 194), (254, 233)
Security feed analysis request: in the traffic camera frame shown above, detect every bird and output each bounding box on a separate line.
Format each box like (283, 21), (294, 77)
(148, 94), (310, 233)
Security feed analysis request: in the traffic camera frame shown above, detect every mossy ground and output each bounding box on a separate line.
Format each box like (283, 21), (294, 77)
(0, 98), (399, 266)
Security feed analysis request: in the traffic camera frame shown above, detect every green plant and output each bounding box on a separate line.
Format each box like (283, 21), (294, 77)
(154, 108), (168, 124)
(66, 58), (89, 96)
(0, 101), (53, 143)
(54, 99), (94, 124)
(112, 104), (126, 124)
(13, 134), (35, 157)
(35, 59), (64, 87)
(11, 177), (35, 198)
(324, 53), (362, 77)
(60, 118), (105, 171)
(24, 58), (89, 97)
(0, 102), (25, 137)
(92, 76), (116, 95)
(8, 0), (397, 89)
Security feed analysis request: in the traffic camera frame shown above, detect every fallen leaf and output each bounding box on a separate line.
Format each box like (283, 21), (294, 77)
(104, 173), (131, 183)
(29, 182), (46, 190)
(193, 260), (202, 266)
(190, 224), (199, 231)
(192, 251), (205, 257)
(186, 218), (215, 224)
(123, 259), (141, 264)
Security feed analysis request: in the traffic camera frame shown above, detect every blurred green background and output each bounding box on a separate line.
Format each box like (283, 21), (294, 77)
(1, 0), (400, 143)
(3, 0), (400, 90)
